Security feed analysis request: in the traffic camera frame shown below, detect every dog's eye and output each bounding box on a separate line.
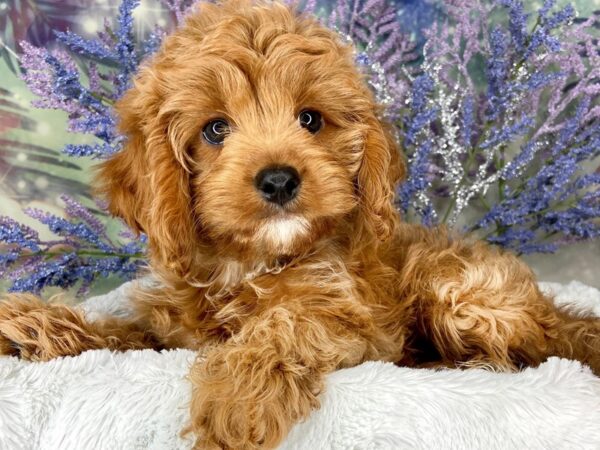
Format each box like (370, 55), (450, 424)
(298, 110), (323, 134)
(202, 119), (230, 145)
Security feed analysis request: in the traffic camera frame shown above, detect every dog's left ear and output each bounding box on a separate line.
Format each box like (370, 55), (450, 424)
(356, 114), (405, 241)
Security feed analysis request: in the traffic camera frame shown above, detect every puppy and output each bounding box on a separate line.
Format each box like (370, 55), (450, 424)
(2, 1), (600, 449)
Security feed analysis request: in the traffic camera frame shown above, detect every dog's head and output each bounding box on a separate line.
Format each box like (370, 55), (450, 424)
(97, 0), (404, 275)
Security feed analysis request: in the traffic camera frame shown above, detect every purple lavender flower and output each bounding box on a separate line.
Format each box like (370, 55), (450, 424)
(0, 217), (40, 252)
(54, 30), (119, 62)
(19, 0), (143, 160)
(399, 0), (600, 253)
(496, 0), (528, 52)
(461, 96), (475, 149)
(398, 140), (436, 220)
(160, 0), (195, 26)
(142, 26), (168, 56)
(486, 28), (510, 119)
(0, 199), (146, 296)
(480, 116), (534, 150)
(474, 94), (600, 252)
(329, 0), (418, 119)
(398, 73), (438, 224)
(114, 0), (140, 97)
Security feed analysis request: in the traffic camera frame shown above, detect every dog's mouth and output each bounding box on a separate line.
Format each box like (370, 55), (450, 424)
(254, 215), (311, 253)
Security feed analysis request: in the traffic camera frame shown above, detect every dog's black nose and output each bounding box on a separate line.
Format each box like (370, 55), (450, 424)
(255, 166), (301, 206)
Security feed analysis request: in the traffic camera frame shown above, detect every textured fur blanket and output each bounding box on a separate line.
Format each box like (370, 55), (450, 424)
(1, 281), (599, 450)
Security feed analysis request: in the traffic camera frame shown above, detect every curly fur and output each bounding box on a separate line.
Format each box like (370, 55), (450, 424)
(1, 1), (600, 448)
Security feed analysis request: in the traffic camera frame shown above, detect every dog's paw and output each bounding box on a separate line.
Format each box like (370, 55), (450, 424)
(0, 294), (43, 358)
(190, 386), (296, 450)
(188, 349), (320, 449)
(0, 294), (102, 361)
(0, 329), (17, 357)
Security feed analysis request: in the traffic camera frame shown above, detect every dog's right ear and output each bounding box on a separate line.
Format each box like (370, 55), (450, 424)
(96, 83), (150, 235)
(95, 68), (200, 277)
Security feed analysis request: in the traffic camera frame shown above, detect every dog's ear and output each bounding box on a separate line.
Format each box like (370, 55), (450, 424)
(95, 71), (199, 277)
(356, 114), (405, 241)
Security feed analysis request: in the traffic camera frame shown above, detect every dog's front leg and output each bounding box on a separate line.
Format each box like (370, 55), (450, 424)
(189, 302), (374, 450)
(0, 293), (157, 360)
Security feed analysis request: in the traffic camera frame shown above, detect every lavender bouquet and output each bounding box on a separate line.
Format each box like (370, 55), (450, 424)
(0, 0), (174, 295)
(397, 0), (600, 254)
(0, 0), (598, 296)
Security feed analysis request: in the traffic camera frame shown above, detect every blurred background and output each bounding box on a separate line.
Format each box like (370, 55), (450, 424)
(0, 0), (598, 297)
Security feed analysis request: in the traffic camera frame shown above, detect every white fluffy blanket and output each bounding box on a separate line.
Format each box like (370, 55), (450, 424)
(1, 281), (600, 450)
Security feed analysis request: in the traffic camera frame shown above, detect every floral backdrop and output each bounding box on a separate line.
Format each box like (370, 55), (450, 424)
(1, 0), (186, 297)
(0, 0), (599, 298)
